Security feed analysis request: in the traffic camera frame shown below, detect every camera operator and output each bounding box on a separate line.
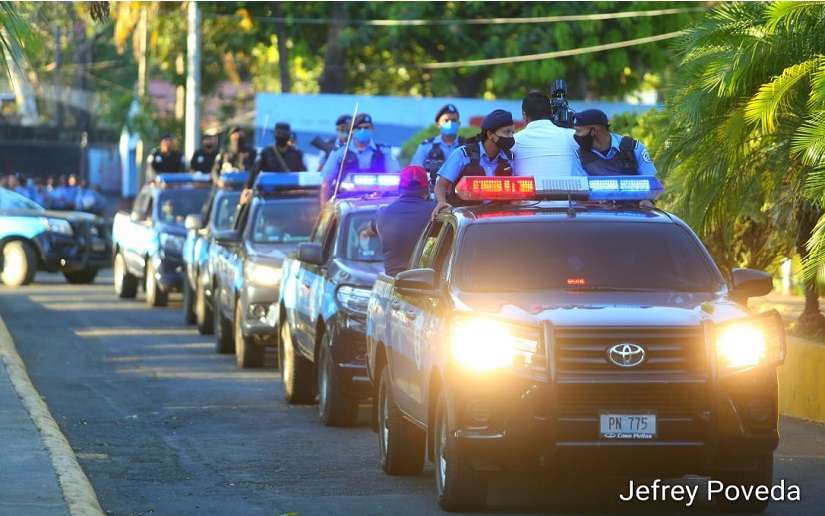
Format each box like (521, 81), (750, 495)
(513, 91), (585, 177)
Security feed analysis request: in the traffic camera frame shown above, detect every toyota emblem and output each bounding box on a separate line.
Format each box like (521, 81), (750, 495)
(607, 343), (646, 368)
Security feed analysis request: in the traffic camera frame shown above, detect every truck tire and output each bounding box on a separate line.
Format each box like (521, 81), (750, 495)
(1, 240), (37, 287)
(214, 299), (234, 354)
(182, 276), (196, 325)
(113, 252), (137, 298)
(377, 366), (425, 476)
(195, 280), (214, 335)
(144, 261), (168, 307)
(434, 388), (487, 511)
(318, 331), (359, 426)
(715, 453), (773, 513)
(235, 300), (264, 368)
(63, 267), (98, 284)
(279, 321), (315, 404)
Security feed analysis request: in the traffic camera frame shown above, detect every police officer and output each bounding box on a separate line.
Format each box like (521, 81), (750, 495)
(320, 113), (400, 202)
(146, 134), (185, 179)
(247, 122), (307, 188)
(573, 109), (657, 176)
(317, 114), (352, 171)
(433, 109), (515, 215)
(410, 104), (464, 184)
(211, 126), (257, 181)
(189, 130), (219, 174)
(361, 165), (435, 276)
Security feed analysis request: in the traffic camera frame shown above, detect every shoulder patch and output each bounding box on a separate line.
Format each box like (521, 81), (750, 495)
(641, 148), (652, 163)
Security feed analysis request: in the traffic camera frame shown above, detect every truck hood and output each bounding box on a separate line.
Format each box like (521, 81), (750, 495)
(453, 291), (751, 327)
(247, 242), (299, 266)
(5, 209), (103, 224)
(154, 222), (187, 237)
(331, 259), (383, 288)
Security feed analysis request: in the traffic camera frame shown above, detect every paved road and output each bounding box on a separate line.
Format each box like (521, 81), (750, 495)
(1, 272), (824, 516)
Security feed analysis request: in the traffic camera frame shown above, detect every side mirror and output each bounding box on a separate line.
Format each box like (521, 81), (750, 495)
(730, 268), (773, 302)
(297, 242), (324, 266)
(185, 214), (203, 231)
(395, 268), (438, 295)
(214, 229), (241, 246)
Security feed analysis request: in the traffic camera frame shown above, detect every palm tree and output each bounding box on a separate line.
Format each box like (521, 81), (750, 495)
(658, 1), (825, 333)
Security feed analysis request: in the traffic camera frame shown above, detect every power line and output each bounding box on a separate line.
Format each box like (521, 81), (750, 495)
(421, 30), (687, 69)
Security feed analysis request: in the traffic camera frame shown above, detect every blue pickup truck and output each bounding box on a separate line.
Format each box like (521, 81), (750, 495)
(277, 172), (398, 426)
(181, 172), (246, 329)
(0, 187), (110, 286)
(210, 172), (321, 368)
(112, 173), (212, 307)
(365, 175), (785, 512)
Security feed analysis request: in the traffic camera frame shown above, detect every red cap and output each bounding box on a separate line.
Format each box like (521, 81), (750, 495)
(399, 165), (429, 191)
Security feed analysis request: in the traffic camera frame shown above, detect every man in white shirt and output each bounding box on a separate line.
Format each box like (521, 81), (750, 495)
(512, 91), (585, 177)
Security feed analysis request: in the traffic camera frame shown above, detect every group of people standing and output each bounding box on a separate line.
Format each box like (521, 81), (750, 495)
(1, 173), (106, 214)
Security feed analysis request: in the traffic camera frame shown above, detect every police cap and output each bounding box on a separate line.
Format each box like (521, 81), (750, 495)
(481, 109), (513, 131)
(275, 121), (291, 133)
(335, 114), (352, 127)
(574, 109), (610, 127)
(435, 104), (459, 122)
(160, 133), (173, 140)
(354, 113), (373, 127)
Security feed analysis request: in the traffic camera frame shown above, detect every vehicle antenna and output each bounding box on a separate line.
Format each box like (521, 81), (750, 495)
(331, 102), (360, 202)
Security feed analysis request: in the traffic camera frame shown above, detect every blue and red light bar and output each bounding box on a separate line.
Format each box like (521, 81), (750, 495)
(154, 173), (212, 188)
(337, 173), (400, 196)
(216, 171), (249, 189)
(454, 176), (536, 201)
(255, 172), (322, 195)
(454, 175), (663, 202)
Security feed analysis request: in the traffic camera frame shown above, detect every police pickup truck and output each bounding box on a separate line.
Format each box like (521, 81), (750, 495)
(181, 172), (246, 329)
(112, 173), (211, 306)
(365, 176), (784, 512)
(277, 173), (395, 426)
(0, 187), (109, 286)
(210, 172), (321, 368)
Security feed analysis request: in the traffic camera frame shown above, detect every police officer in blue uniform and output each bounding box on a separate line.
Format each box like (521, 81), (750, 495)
(146, 134), (186, 180)
(317, 114), (352, 171)
(320, 113), (400, 202)
(573, 109), (657, 176)
(433, 109), (515, 214)
(410, 104), (464, 185)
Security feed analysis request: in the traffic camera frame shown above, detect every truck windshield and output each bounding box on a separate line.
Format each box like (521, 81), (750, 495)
(251, 197), (320, 244)
(0, 188), (43, 211)
(457, 221), (723, 293)
(342, 211), (381, 262)
(212, 192), (240, 230)
(157, 189), (210, 225)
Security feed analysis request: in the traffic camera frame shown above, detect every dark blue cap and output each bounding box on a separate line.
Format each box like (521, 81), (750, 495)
(574, 109), (609, 127)
(354, 113), (373, 126)
(274, 122), (291, 132)
(435, 103), (459, 122)
(480, 109), (513, 131)
(335, 114), (352, 126)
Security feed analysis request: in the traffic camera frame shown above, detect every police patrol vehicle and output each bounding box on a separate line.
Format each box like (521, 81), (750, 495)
(365, 175), (784, 512)
(112, 173), (211, 306)
(277, 173), (397, 426)
(210, 172), (320, 368)
(0, 187), (109, 286)
(181, 172), (246, 329)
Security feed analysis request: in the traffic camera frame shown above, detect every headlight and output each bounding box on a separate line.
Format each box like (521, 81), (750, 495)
(715, 313), (784, 370)
(450, 317), (543, 372)
(336, 285), (371, 314)
(160, 233), (185, 255)
(42, 218), (73, 236)
(245, 261), (281, 287)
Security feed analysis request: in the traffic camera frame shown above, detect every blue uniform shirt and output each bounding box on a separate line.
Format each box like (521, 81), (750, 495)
(586, 133), (657, 176)
(437, 141), (513, 183)
(410, 135), (462, 168)
(321, 140), (401, 183)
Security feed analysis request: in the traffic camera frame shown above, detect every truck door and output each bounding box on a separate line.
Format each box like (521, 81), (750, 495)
(124, 188), (154, 274)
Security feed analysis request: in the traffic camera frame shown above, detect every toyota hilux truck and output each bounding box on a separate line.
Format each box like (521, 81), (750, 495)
(365, 175), (784, 513)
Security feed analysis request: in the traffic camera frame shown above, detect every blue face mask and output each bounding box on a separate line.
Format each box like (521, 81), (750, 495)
(440, 120), (460, 136)
(354, 128), (372, 144)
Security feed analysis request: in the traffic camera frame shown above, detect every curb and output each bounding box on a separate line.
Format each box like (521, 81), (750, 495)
(778, 336), (825, 425)
(0, 316), (105, 516)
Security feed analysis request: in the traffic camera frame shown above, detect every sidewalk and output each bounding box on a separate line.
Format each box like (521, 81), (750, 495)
(0, 360), (68, 516)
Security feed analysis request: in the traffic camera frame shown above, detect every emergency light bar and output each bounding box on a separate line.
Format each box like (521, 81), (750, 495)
(154, 173), (212, 188)
(453, 175), (663, 202)
(337, 173), (400, 195)
(454, 176), (536, 201)
(586, 176), (664, 201)
(216, 171), (249, 189)
(255, 172), (322, 195)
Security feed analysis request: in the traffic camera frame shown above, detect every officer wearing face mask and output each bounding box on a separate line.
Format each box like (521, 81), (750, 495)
(410, 104), (464, 185)
(247, 121), (307, 188)
(317, 114), (353, 171)
(211, 126), (257, 181)
(320, 113), (400, 202)
(433, 109), (515, 215)
(573, 109), (657, 176)
(189, 130), (220, 174)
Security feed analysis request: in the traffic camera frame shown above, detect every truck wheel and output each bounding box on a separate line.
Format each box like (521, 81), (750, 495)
(1, 240), (37, 287)
(182, 277), (196, 325)
(279, 321), (315, 404)
(144, 261), (168, 307)
(377, 366), (425, 475)
(113, 252), (137, 298)
(318, 331), (359, 426)
(214, 301), (234, 354)
(715, 453), (773, 513)
(235, 300), (264, 368)
(63, 267), (98, 284)
(195, 280), (214, 335)
(435, 388), (487, 511)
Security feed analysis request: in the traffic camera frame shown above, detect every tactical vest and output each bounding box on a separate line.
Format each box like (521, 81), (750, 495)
(447, 141), (513, 206)
(342, 144), (387, 174)
(422, 136), (464, 183)
(579, 136), (639, 176)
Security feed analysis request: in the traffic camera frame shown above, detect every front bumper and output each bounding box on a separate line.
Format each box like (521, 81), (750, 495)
(36, 232), (111, 272)
(152, 254), (184, 292)
(328, 312), (371, 399)
(239, 284), (279, 344)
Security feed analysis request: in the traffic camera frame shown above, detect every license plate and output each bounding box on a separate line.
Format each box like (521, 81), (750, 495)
(600, 413), (657, 440)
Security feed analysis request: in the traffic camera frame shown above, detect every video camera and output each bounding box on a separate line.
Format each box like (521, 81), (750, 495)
(549, 79), (575, 129)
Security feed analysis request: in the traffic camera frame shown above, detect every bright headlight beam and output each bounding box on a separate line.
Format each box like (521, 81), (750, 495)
(716, 324), (766, 369)
(450, 318), (541, 372)
(246, 262), (280, 286)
